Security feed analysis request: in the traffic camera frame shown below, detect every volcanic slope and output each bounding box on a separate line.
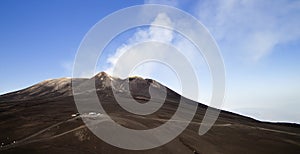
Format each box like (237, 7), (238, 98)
(0, 72), (299, 154)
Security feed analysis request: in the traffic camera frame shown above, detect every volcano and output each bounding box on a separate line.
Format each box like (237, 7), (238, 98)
(0, 72), (299, 154)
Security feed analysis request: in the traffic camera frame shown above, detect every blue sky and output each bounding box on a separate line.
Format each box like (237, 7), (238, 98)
(1, 0), (300, 123)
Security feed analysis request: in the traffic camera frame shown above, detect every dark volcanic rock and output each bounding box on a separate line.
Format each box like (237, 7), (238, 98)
(0, 72), (299, 154)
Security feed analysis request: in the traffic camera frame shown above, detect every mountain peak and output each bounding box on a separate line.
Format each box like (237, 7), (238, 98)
(93, 72), (109, 78)
(0, 72), (169, 101)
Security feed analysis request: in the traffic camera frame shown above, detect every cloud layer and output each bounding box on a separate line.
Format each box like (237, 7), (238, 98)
(196, 0), (300, 61)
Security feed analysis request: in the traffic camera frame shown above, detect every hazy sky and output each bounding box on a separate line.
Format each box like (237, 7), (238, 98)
(1, 0), (299, 123)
